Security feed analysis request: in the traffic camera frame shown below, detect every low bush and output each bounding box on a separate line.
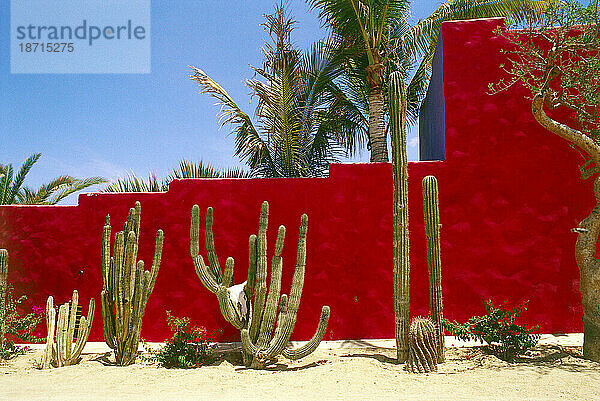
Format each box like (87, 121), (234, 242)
(443, 300), (540, 360)
(143, 311), (221, 368)
(1, 286), (44, 360)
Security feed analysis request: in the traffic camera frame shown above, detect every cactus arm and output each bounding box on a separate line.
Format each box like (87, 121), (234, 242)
(215, 286), (245, 329)
(57, 303), (69, 367)
(282, 306), (330, 360)
(205, 207), (223, 283)
(123, 260), (145, 365)
(389, 71), (410, 363)
(133, 202), (141, 239)
(288, 214), (308, 314)
(120, 232), (137, 348)
(248, 286), (267, 343)
(114, 232), (125, 346)
(267, 294), (288, 346)
(41, 295), (55, 368)
(190, 205), (200, 258)
(68, 316), (88, 364)
(193, 255), (219, 294)
(101, 217), (111, 290)
(249, 201), (270, 342)
(240, 328), (259, 357)
(101, 289), (116, 350)
(131, 260), (145, 337)
(70, 297), (95, 363)
(244, 235), (257, 299)
(145, 230), (163, 304)
(423, 176), (445, 363)
(224, 257), (235, 288)
(100, 290), (116, 350)
(65, 290), (79, 359)
(257, 225), (286, 348)
(261, 313), (294, 360)
(123, 208), (133, 238)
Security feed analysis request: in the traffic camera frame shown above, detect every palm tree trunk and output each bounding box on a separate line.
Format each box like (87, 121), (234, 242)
(366, 61), (389, 163)
(533, 95), (600, 361)
(367, 85), (389, 162)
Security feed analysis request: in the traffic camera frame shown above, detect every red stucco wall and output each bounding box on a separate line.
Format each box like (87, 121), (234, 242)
(0, 18), (590, 341)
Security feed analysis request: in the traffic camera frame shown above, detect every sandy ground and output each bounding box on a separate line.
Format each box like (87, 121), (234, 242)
(1, 336), (600, 400)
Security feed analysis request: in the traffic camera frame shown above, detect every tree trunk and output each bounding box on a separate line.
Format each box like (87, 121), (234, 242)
(575, 177), (600, 361)
(532, 95), (600, 361)
(366, 63), (389, 163)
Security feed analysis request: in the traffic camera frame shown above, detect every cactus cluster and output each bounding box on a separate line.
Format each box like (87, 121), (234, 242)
(389, 66), (446, 366)
(404, 177), (445, 373)
(423, 176), (445, 363)
(0, 249), (8, 347)
(190, 201), (330, 368)
(41, 290), (95, 368)
(406, 317), (438, 373)
(101, 201), (163, 366)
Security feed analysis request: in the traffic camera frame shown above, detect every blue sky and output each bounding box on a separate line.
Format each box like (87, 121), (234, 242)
(1, 1), (440, 202)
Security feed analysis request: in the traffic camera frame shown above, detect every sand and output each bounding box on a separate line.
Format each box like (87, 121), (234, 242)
(1, 337), (599, 400)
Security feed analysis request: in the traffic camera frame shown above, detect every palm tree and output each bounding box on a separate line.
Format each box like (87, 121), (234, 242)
(309, 0), (552, 162)
(189, 3), (362, 177)
(0, 153), (106, 205)
(102, 160), (250, 193)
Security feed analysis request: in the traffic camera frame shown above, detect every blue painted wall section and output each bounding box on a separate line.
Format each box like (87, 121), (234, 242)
(419, 26), (446, 161)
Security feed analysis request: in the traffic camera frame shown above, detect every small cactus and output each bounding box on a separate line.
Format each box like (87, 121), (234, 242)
(41, 290), (95, 368)
(0, 249), (8, 347)
(406, 317), (438, 373)
(101, 201), (163, 366)
(423, 176), (445, 363)
(191, 201), (330, 368)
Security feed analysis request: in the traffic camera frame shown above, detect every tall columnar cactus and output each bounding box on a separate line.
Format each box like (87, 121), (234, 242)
(190, 201), (330, 369)
(0, 249), (8, 347)
(406, 317), (438, 373)
(101, 201), (163, 366)
(41, 290), (95, 368)
(423, 176), (445, 363)
(389, 71), (410, 362)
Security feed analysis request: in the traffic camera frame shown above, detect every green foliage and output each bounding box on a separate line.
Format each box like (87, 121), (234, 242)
(490, 0), (600, 140)
(443, 300), (540, 360)
(190, 4), (359, 177)
(103, 160), (250, 193)
(143, 311), (221, 369)
(0, 153), (106, 204)
(1, 286), (43, 360)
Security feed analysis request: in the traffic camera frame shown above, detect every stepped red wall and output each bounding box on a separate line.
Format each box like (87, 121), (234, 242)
(0, 18), (590, 341)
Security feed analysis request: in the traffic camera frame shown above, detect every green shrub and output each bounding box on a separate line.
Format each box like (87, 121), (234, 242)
(443, 300), (540, 360)
(143, 311), (221, 368)
(1, 286), (44, 360)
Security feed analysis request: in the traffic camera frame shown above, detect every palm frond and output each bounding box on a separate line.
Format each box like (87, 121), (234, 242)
(404, 44), (435, 125)
(18, 175), (77, 204)
(102, 172), (165, 193)
(404, 0), (552, 59)
(46, 176), (107, 204)
(1, 154), (104, 204)
(8, 153), (41, 204)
